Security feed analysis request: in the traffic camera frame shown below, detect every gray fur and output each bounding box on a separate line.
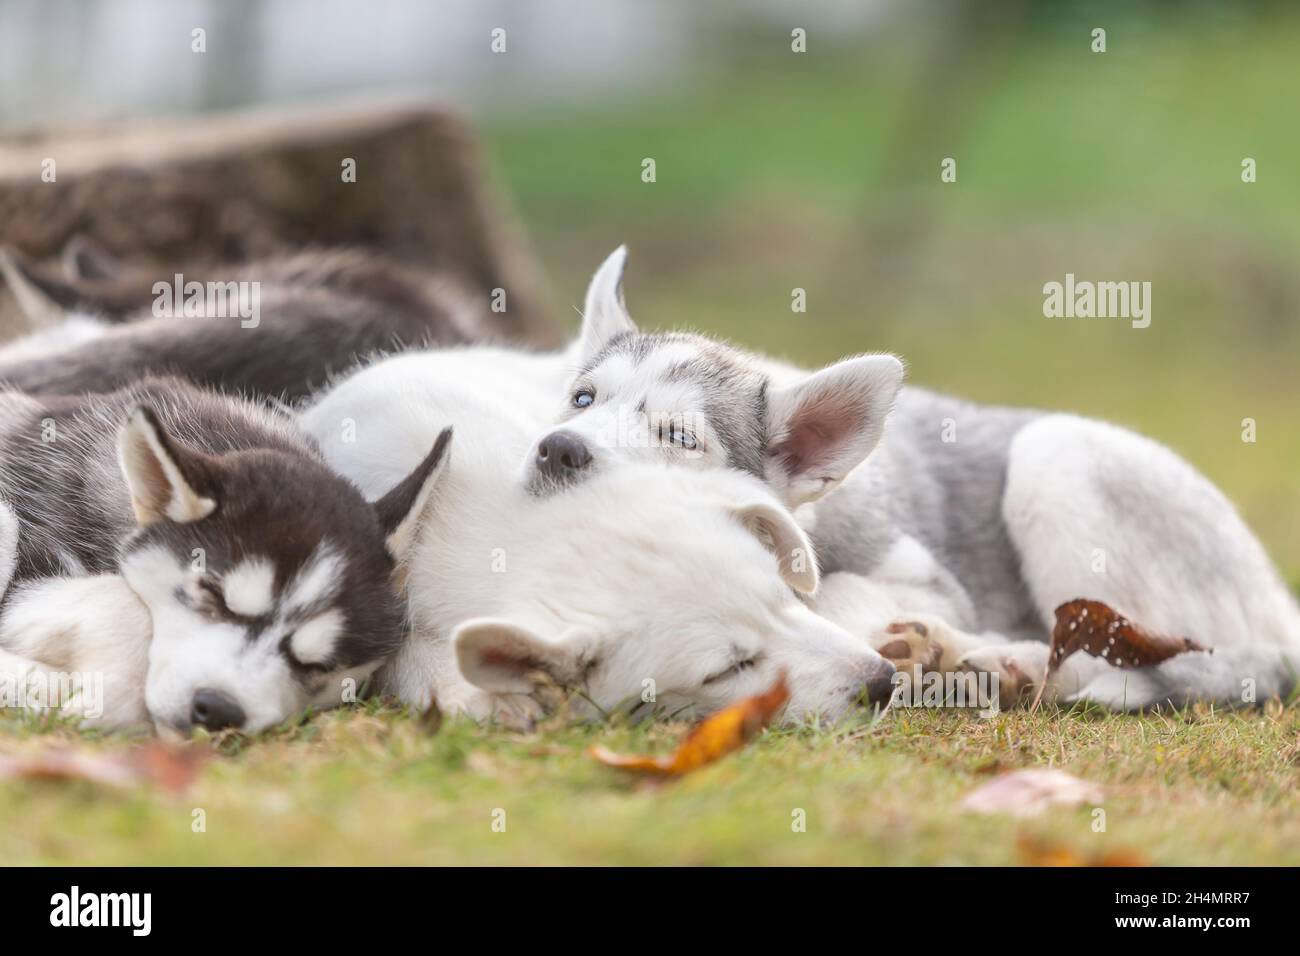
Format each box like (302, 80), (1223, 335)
(0, 375), (451, 732)
(578, 330), (770, 477)
(0, 248), (483, 401)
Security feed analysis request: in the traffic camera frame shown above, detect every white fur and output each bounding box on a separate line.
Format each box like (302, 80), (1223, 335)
(998, 415), (1300, 706)
(222, 558), (276, 617)
(290, 610), (344, 666)
(575, 244), (635, 365)
(284, 545), (343, 612)
(301, 361), (893, 724)
(0, 575), (152, 728)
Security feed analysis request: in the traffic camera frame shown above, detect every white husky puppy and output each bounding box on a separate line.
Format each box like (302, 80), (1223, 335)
(8, 244), (1294, 713)
(301, 356), (896, 723)
(306, 248), (1300, 712)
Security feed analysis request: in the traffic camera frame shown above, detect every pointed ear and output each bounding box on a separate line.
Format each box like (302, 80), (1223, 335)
(374, 427), (453, 563)
(733, 500), (819, 594)
(454, 618), (589, 693)
(62, 235), (121, 282)
(117, 407), (216, 526)
(576, 245), (637, 364)
(764, 353), (904, 507)
(0, 247), (72, 331)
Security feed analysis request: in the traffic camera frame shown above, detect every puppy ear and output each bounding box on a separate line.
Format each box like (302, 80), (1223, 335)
(0, 247), (72, 332)
(62, 235), (121, 282)
(374, 427), (453, 563)
(733, 500), (819, 594)
(576, 245), (637, 364)
(117, 407), (216, 526)
(454, 618), (588, 693)
(765, 353), (904, 507)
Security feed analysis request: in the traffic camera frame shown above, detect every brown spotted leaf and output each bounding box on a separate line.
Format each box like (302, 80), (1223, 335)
(590, 673), (789, 776)
(1031, 599), (1209, 709)
(1051, 599), (1207, 670)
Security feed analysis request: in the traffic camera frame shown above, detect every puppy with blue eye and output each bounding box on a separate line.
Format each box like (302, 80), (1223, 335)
(6, 244), (1297, 714)
(0, 377), (448, 733)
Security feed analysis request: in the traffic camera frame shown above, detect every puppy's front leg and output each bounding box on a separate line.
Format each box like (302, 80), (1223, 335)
(811, 572), (993, 669)
(0, 575), (152, 729)
(871, 615), (990, 674)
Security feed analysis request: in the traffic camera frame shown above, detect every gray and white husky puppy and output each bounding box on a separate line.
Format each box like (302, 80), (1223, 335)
(308, 248), (1300, 712)
(556, 250), (1300, 710)
(300, 358), (896, 725)
(4, 244), (1295, 713)
(0, 376), (448, 732)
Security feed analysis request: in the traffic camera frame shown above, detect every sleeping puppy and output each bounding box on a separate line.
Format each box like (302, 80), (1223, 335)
(0, 377), (447, 733)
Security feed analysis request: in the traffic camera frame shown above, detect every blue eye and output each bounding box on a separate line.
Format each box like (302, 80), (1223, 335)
(573, 390), (595, 408)
(664, 427), (697, 449)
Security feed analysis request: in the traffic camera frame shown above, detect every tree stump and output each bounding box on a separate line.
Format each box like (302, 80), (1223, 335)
(0, 97), (555, 346)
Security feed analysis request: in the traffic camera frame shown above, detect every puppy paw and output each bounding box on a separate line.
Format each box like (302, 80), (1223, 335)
(958, 643), (1048, 709)
(874, 619), (945, 674)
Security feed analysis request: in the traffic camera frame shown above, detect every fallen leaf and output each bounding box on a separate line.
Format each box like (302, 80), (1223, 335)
(1031, 599), (1209, 710)
(418, 698), (444, 736)
(122, 742), (210, 794)
(960, 768), (1103, 818)
(0, 750), (139, 789)
(0, 743), (208, 794)
(590, 673), (789, 776)
(1016, 834), (1148, 867)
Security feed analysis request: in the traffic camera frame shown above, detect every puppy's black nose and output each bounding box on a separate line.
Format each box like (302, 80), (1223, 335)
(191, 688), (246, 731)
(535, 430), (592, 483)
(861, 659), (897, 710)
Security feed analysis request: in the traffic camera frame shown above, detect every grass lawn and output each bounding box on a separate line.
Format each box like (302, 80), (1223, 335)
(3, 700), (1297, 866)
(3, 13), (1297, 867)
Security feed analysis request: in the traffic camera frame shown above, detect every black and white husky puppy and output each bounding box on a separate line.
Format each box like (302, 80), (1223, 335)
(305, 249), (1300, 714)
(0, 246), (483, 399)
(6, 245), (1296, 714)
(0, 377), (447, 732)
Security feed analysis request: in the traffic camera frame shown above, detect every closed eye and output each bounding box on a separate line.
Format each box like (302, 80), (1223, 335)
(195, 577), (232, 618)
(280, 634), (332, 675)
(702, 654), (761, 686)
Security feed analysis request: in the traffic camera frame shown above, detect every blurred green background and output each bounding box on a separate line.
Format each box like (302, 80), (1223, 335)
(481, 3), (1300, 578)
(3, 0), (1296, 575)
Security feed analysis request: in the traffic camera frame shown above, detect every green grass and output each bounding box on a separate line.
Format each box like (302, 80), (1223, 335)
(481, 11), (1300, 575)
(3, 701), (1298, 865)
(4, 10), (1299, 866)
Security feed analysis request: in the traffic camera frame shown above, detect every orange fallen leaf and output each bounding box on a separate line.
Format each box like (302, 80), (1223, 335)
(1032, 599), (1209, 710)
(590, 673), (789, 776)
(1016, 834), (1148, 867)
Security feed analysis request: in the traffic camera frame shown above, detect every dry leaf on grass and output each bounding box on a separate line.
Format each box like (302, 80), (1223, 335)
(0, 743), (208, 795)
(1031, 598), (1209, 710)
(960, 768), (1104, 818)
(590, 673), (789, 776)
(1016, 834), (1148, 867)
